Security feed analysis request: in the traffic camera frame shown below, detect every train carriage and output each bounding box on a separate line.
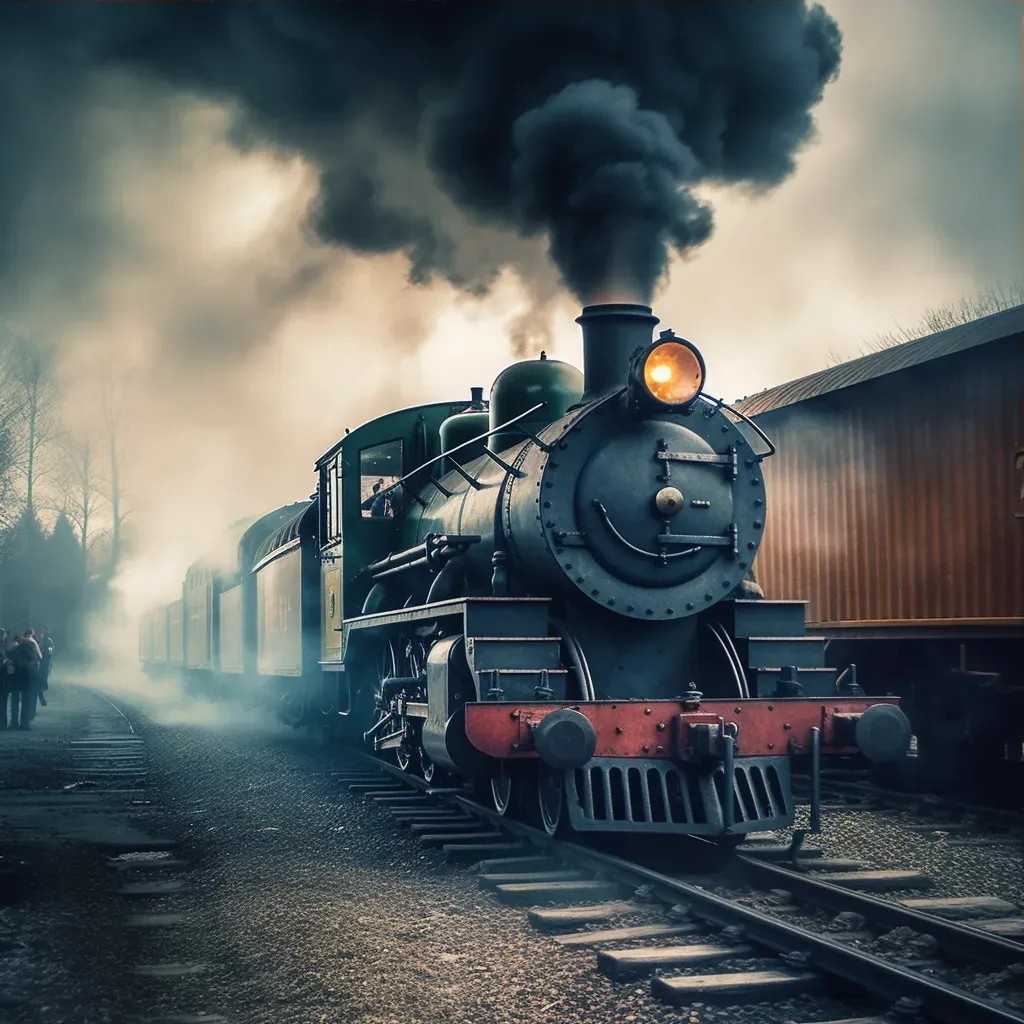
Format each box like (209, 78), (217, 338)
(251, 500), (327, 719)
(167, 599), (184, 668)
(736, 304), (1024, 795)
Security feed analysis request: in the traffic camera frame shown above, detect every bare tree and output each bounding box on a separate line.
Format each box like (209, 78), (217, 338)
(867, 282), (1024, 353)
(100, 379), (129, 580)
(1, 332), (59, 518)
(55, 432), (102, 573)
(0, 334), (27, 531)
(828, 282), (1024, 367)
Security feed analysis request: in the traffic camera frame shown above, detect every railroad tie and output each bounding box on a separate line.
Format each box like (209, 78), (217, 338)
(442, 842), (525, 864)
(409, 819), (489, 833)
(495, 878), (623, 907)
(528, 902), (641, 929)
(742, 844), (824, 862)
(118, 881), (185, 898)
(598, 942), (755, 980)
(418, 830), (505, 847)
(815, 869), (933, 892)
(973, 917), (1024, 938)
(478, 870), (589, 890)
(553, 923), (701, 947)
(899, 895), (1017, 919)
(473, 855), (563, 874)
(651, 969), (823, 1006)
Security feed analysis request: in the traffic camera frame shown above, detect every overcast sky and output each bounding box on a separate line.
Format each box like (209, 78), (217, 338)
(2, 1), (1018, 603)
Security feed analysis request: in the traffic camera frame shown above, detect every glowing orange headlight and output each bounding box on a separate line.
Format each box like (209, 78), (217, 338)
(641, 340), (704, 406)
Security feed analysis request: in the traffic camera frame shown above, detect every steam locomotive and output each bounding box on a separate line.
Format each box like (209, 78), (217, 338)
(140, 302), (911, 840)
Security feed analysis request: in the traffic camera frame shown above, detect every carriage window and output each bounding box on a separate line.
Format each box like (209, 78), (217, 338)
(360, 440), (403, 519)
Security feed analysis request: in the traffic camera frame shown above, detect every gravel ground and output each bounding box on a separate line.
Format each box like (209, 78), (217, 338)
(759, 801), (1024, 907)
(0, 683), (160, 1024)
(120, 693), (877, 1024)
(693, 798), (1024, 1013)
(9, 681), (1015, 1024)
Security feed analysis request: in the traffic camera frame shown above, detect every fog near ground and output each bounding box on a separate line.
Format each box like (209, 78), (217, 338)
(0, 1), (1015, 672)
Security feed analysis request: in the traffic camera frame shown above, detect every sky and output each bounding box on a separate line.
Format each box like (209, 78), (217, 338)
(0, 0), (1019, 606)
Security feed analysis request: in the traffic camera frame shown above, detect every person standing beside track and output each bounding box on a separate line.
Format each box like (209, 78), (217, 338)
(37, 627), (53, 707)
(12, 630), (42, 729)
(0, 629), (15, 729)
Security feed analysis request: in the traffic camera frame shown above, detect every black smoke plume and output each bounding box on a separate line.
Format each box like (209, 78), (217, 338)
(0, 2), (841, 305)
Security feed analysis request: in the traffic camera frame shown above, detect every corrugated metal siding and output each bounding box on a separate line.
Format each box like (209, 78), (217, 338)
(752, 337), (1023, 626)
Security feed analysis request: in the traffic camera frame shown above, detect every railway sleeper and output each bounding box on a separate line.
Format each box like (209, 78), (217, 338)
(478, 870), (590, 888)
(496, 878), (623, 907)
(901, 896), (1019, 920)
(651, 968), (823, 1005)
(528, 901), (642, 929)
(442, 841), (525, 863)
(598, 941), (755, 979)
(553, 923), (702, 947)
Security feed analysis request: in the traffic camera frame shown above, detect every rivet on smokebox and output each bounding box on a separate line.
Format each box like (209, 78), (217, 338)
(644, 708), (652, 715)
(656, 745), (664, 753)
(642, 745), (650, 753)
(656, 723), (666, 732)
(783, 723), (792, 730)
(767, 743), (774, 750)
(615, 726), (624, 735)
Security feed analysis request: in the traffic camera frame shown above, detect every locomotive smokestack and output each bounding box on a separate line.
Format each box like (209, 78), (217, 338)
(576, 303), (660, 403)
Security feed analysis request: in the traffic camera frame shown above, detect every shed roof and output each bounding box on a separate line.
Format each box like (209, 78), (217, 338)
(734, 303), (1024, 418)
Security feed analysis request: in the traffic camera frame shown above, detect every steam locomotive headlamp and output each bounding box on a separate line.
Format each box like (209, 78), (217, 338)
(628, 330), (706, 412)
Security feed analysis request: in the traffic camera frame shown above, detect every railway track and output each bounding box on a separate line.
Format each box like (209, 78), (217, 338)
(794, 771), (1024, 837)
(332, 753), (1024, 1024)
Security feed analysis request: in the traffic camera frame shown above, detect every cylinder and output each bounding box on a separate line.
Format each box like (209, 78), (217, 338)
(576, 303), (659, 402)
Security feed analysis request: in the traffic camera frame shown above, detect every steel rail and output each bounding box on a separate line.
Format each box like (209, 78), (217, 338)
(735, 853), (1024, 968)
(349, 751), (1024, 1024)
(88, 689), (137, 734)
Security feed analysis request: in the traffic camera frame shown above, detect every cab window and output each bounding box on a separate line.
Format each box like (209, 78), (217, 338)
(360, 440), (403, 519)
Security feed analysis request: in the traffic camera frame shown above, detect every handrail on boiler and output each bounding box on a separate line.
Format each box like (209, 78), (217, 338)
(377, 402), (548, 506)
(698, 394), (776, 462)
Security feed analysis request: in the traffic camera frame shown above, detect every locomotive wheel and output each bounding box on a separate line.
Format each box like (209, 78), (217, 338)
(537, 764), (566, 836)
(419, 744), (446, 785)
(396, 744), (416, 772)
(491, 775), (514, 815)
(491, 764), (530, 817)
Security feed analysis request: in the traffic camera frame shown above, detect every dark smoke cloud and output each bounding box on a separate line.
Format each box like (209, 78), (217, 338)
(0, 2), (841, 305)
(511, 81), (714, 303)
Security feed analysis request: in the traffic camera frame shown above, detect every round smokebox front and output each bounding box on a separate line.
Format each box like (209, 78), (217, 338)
(575, 419), (733, 588)
(535, 399), (765, 620)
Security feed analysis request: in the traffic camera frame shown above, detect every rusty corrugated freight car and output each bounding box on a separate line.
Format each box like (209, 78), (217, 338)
(736, 304), (1024, 793)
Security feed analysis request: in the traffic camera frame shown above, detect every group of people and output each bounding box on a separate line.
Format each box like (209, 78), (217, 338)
(1, 627), (54, 730)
